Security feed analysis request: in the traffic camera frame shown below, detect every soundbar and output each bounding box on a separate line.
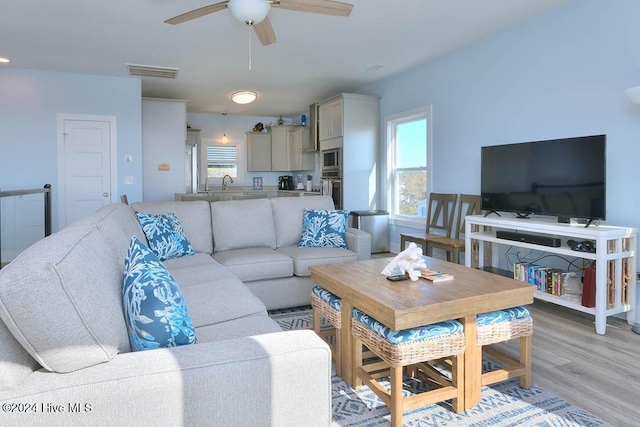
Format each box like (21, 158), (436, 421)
(496, 230), (561, 247)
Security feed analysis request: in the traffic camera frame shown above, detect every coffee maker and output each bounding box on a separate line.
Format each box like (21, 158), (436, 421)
(278, 175), (294, 190)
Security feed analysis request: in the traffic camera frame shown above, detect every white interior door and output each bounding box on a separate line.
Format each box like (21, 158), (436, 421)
(57, 114), (117, 229)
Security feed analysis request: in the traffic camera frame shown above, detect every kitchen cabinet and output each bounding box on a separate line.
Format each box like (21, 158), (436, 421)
(317, 93), (380, 211)
(289, 127), (315, 171)
(246, 131), (271, 171)
(318, 98), (343, 141)
(270, 125), (298, 171)
(186, 128), (201, 146)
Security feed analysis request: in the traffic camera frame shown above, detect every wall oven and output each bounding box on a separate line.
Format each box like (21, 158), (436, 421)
(321, 147), (343, 209)
(321, 148), (341, 173)
(321, 175), (342, 210)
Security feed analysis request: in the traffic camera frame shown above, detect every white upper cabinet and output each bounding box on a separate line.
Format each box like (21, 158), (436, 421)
(246, 131), (272, 171)
(270, 125), (297, 171)
(289, 127), (315, 171)
(318, 97), (343, 141)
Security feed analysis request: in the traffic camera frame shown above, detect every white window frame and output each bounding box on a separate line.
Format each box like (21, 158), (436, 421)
(199, 138), (245, 188)
(385, 105), (433, 229)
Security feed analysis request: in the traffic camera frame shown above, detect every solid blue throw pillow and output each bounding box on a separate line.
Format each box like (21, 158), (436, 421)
(122, 236), (197, 351)
(298, 209), (349, 249)
(135, 211), (194, 261)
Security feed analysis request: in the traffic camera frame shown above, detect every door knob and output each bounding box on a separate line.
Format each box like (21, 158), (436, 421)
(103, 192), (109, 197)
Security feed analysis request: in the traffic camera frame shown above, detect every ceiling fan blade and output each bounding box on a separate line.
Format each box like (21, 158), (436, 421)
(276, 0), (353, 17)
(165, 2), (228, 25)
(253, 17), (277, 46)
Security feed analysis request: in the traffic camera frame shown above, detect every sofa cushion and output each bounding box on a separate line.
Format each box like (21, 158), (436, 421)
(164, 254), (239, 288)
(194, 315), (283, 343)
(0, 210), (130, 373)
(213, 248), (293, 282)
(298, 209), (349, 249)
(179, 276), (267, 328)
(0, 319), (39, 391)
(131, 201), (213, 254)
(123, 237), (197, 351)
(211, 199), (276, 252)
(83, 203), (147, 263)
(277, 246), (358, 277)
(270, 196), (336, 248)
(135, 211), (195, 261)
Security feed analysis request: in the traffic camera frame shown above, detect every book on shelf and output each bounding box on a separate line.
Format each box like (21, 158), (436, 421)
(420, 268), (454, 282)
(512, 262), (574, 296)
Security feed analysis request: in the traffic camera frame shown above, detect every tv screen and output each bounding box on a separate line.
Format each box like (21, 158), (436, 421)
(481, 135), (606, 220)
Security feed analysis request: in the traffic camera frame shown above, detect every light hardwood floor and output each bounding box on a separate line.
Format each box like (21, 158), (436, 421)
(372, 253), (639, 426)
(496, 300), (640, 427)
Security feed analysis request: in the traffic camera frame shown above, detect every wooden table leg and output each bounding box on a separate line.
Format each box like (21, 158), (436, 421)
(462, 315), (481, 409)
(340, 299), (354, 386)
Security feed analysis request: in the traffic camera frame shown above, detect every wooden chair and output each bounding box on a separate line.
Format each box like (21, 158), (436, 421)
(426, 194), (481, 264)
(399, 192), (457, 252)
(352, 309), (465, 427)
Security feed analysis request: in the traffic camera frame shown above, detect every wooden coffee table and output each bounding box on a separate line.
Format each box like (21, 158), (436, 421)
(309, 256), (534, 410)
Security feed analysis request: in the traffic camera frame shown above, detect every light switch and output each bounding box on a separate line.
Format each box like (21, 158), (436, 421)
(124, 176), (133, 185)
(124, 155), (133, 163)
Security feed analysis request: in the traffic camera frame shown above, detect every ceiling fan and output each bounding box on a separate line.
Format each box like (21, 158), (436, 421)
(165, 0), (353, 46)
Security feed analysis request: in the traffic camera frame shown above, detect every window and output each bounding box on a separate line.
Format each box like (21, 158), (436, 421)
(386, 106), (432, 227)
(206, 144), (238, 178)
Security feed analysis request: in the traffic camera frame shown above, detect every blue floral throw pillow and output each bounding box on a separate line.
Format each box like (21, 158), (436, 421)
(135, 211), (194, 261)
(298, 209), (349, 249)
(122, 236), (197, 352)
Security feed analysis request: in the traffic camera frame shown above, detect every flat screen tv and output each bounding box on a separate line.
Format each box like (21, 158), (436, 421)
(481, 135), (606, 221)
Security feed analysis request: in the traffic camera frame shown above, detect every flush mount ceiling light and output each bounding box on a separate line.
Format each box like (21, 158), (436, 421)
(231, 90), (257, 104)
(228, 0), (270, 26)
(625, 85), (640, 104)
(0, 57), (10, 64)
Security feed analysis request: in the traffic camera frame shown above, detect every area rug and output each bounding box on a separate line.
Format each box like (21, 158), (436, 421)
(269, 307), (611, 427)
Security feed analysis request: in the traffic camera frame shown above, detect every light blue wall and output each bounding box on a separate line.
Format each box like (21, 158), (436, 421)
(0, 68), (142, 231)
(358, 0), (640, 261)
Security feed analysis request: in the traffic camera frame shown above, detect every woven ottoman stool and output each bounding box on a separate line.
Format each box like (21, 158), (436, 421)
(476, 306), (533, 388)
(311, 285), (343, 376)
(351, 309), (465, 427)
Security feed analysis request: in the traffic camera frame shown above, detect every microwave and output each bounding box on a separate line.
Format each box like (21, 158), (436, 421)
(321, 148), (341, 172)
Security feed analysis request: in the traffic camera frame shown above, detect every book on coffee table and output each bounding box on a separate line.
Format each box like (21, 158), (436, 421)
(420, 268), (454, 282)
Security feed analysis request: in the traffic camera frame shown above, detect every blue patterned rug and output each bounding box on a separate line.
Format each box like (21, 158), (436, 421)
(269, 308), (611, 427)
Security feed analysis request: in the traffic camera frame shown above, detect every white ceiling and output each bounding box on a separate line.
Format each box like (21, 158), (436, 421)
(0, 0), (568, 116)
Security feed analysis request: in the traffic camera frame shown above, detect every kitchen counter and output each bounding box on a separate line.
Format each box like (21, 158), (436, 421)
(175, 188), (322, 201)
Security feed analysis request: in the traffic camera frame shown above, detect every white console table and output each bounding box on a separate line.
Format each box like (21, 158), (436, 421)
(465, 215), (637, 334)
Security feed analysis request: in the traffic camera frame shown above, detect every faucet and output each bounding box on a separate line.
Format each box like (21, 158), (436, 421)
(222, 174), (234, 191)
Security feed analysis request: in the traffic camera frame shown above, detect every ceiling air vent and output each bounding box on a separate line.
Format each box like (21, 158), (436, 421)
(127, 63), (179, 79)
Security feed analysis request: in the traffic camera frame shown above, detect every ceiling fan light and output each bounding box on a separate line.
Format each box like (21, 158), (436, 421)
(228, 0), (270, 25)
(231, 90), (258, 104)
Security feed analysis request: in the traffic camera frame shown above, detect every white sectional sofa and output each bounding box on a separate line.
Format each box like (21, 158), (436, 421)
(0, 196), (371, 426)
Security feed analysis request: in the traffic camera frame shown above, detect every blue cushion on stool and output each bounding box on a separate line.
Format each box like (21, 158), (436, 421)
(477, 306), (531, 327)
(503, 306), (530, 320)
(312, 285), (341, 311)
(352, 309), (463, 345)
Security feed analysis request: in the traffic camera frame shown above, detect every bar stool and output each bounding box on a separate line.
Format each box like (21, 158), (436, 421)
(311, 285), (342, 376)
(351, 309), (465, 427)
(476, 306), (533, 388)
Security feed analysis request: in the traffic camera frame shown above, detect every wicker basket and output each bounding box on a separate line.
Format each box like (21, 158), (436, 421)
(352, 317), (465, 368)
(311, 293), (342, 329)
(476, 316), (533, 347)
